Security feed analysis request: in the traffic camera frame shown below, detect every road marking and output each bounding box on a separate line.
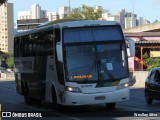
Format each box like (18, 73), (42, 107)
(117, 105), (149, 111)
(0, 86), (16, 91)
(0, 97), (82, 120)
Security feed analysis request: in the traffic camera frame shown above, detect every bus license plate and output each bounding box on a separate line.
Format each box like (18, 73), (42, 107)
(95, 96), (105, 100)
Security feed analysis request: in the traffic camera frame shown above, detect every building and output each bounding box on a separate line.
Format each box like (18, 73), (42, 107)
(117, 9), (126, 29)
(0, 3), (14, 52)
(47, 12), (59, 21)
(17, 4), (48, 31)
(47, 6), (69, 21)
(102, 9), (120, 23)
(17, 18), (48, 31)
(125, 12), (137, 29)
(17, 4), (69, 31)
(18, 4), (47, 20)
(58, 6), (69, 19)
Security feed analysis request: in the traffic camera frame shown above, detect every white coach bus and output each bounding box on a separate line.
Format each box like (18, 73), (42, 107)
(14, 19), (135, 109)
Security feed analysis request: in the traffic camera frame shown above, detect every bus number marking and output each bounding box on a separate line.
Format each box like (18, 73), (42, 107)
(73, 75), (92, 79)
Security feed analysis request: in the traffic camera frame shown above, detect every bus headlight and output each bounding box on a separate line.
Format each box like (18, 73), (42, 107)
(117, 83), (129, 89)
(65, 86), (82, 93)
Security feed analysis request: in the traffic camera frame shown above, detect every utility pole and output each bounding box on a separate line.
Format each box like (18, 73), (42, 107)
(68, 0), (71, 15)
(132, 0), (134, 15)
(132, 0), (135, 27)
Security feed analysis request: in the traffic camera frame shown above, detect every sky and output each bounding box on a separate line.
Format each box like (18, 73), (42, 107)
(8, 0), (160, 25)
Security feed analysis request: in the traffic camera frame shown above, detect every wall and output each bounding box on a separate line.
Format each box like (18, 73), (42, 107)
(130, 71), (149, 88)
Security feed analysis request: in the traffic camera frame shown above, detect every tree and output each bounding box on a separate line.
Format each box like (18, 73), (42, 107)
(6, 56), (14, 69)
(5, 52), (14, 69)
(0, 0), (7, 5)
(143, 52), (160, 71)
(67, 5), (102, 20)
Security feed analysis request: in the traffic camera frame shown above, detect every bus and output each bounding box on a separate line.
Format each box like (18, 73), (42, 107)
(14, 19), (135, 109)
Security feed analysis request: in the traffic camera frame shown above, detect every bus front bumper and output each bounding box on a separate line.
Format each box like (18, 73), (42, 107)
(63, 88), (129, 106)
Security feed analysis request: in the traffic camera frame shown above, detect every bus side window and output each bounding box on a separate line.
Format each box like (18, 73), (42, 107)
(55, 28), (60, 43)
(45, 30), (54, 55)
(14, 37), (19, 57)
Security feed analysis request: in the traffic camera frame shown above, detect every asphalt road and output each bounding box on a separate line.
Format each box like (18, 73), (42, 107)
(0, 80), (160, 120)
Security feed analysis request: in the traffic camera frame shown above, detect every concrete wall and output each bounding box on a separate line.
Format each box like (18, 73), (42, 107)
(0, 71), (150, 88)
(123, 21), (160, 33)
(130, 71), (149, 88)
(0, 73), (15, 80)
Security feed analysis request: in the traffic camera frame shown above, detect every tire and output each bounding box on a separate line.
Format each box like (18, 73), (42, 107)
(106, 103), (116, 109)
(24, 83), (33, 105)
(34, 99), (42, 106)
(52, 86), (58, 107)
(145, 92), (153, 104)
(52, 86), (64, 110)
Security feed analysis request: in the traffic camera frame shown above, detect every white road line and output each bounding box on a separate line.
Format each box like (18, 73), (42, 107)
(117, 105), (149, 111)
(0, 86), (16, 91)
(0, 97), (83, 120)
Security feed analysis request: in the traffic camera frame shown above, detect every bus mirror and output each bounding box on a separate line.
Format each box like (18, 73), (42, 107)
(56, 42), (63, 62)
(125, 38), (135, 57)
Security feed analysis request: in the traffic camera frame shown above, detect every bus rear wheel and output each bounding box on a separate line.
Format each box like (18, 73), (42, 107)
(24, 83), (33, 105)
(106, 103), (116, 109)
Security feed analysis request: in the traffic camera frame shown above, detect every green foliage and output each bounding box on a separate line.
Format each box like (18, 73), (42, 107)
(6, 56), (14, 68)
(67, 5), (102, 20)
(0, 0), (7, 5)
(67, 8), (82, 19)
(5, 52), (14, 69)
(143, 52), (160, 71)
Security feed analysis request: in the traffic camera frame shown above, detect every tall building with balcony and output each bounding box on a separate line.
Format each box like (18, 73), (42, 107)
(125, 12), (137, 29)
(0, 3), (14, 52)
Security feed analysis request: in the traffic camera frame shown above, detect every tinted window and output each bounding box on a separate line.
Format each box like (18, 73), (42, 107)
(64, 26), (123, 43)
(19, 30), (54, 57)
(14, 37), (20, 57)
(150, 70), (156, 81)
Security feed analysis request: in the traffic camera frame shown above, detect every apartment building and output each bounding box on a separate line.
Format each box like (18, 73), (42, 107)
(125, 12), (137, 29)
(17, 4), (69, 31)
(18, 4), (47, 20)
(0, 3), (14, 52)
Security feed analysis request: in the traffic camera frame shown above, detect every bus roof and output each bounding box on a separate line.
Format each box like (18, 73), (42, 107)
(15, 19), (120, 37)
(37, 19), (120, 28)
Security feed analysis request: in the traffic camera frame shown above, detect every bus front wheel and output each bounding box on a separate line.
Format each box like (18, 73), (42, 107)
(52, 86), (64, 110)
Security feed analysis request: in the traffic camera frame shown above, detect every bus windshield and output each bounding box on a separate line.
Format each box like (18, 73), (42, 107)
(64, 43), (128, 82)
(63, 26), (123, 43)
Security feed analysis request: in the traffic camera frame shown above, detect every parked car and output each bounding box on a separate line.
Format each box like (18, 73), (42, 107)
(145, 67), (160, 104)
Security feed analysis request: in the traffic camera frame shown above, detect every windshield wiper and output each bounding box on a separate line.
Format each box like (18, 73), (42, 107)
(83, 48), (98, 81)
(96, 51), (115, 80)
